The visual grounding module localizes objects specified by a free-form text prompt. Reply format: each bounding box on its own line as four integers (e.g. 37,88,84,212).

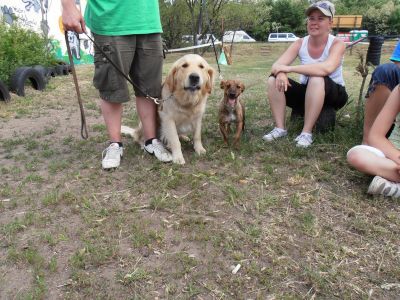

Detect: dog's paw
194,145,206,155
172,155,186,165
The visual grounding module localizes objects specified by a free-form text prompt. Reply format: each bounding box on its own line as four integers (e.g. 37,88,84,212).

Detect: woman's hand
275,72,291,92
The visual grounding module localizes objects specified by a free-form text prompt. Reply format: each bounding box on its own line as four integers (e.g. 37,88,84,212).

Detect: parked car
223,30,256,43
268,33,299,43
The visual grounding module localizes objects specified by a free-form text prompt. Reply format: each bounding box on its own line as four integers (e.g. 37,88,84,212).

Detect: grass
0,42,399,299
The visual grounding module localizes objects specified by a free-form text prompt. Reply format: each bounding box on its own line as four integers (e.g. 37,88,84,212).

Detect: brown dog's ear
220,80,226,89
164,66,177,93
206,67,215,94
241,82,245,93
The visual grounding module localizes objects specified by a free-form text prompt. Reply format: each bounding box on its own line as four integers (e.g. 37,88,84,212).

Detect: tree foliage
159,0,400,46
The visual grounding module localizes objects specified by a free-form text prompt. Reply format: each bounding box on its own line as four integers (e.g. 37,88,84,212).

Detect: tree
269,0,309,36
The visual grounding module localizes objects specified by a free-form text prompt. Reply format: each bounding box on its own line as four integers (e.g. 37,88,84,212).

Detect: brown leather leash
64,31,88,139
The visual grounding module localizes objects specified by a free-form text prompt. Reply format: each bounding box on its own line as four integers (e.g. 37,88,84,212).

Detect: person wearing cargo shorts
61,0,172,169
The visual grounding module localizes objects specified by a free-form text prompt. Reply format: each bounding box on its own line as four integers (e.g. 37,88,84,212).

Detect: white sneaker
144,139,172,162
367,176,400,197
262,127,287,142
295,132,313,148
102,142,123,169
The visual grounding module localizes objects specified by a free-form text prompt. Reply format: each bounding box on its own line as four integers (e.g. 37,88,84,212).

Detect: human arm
272,38,346,77
369,85,400,165
270,39,302,92
61,0,86,33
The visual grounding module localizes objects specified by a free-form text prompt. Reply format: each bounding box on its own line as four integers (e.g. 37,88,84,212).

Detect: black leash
65,31,88,139
83,32,161,105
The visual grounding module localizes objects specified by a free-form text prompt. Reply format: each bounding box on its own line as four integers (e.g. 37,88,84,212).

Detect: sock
145,138,156,146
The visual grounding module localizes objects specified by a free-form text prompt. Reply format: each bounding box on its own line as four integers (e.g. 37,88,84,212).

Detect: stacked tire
10,66,47,97
366,36,384,66
0,80,10,101
2,63,71,100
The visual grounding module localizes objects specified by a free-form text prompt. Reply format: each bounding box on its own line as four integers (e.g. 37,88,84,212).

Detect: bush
0,20,56,85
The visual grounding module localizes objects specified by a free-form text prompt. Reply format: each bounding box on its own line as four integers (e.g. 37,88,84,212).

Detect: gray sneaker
367,176,400,197
144,139,172,162
102,142,123,169
295,133,313,148
262,127,288,142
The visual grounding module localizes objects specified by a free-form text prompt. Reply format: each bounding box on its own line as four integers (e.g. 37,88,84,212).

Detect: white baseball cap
306,1,335,18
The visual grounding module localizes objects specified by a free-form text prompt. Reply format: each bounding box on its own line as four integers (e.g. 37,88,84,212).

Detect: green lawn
0,42,399,299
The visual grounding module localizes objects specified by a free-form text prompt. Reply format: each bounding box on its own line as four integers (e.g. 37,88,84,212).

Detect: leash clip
147,95,161,105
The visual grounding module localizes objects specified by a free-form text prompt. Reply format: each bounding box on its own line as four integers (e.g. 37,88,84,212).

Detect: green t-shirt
84,0,162,35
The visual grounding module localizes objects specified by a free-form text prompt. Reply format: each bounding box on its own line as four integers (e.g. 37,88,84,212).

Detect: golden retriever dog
122,54,214,164
218,79,245,148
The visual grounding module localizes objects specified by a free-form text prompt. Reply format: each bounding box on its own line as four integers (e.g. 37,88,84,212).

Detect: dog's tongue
228,98,236,107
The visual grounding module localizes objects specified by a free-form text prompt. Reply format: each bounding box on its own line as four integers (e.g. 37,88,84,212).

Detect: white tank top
298,34,345,86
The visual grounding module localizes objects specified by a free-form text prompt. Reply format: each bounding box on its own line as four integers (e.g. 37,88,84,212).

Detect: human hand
61,2,86,33
275,72,291,92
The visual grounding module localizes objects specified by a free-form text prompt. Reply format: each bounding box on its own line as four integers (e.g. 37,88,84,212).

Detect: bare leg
363,85,391,145
101,100,123,142
267,76,286,129
136,96,157,140
347,148,400,182
302,77,325,133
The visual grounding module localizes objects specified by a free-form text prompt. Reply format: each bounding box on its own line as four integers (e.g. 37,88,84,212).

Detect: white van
223,30,256,43
268,33,299,42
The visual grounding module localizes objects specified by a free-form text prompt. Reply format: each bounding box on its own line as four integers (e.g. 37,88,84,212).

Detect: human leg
133,34,172,162
302,76,325,134
347,145,400,182
264,77,307,141
266,76,287,129
362,61,400,144
92,34,134,169
101,100,123,142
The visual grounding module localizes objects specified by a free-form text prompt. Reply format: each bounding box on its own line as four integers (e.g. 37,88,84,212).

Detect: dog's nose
228,92,236,99
189,73,200,85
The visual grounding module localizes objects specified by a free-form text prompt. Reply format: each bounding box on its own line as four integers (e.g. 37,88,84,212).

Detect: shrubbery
0,20,56,84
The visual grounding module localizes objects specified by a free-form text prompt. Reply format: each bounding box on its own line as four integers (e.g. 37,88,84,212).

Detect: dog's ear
205,67,215,94
241,82,245,93
220,80,226,89
164,66,177,93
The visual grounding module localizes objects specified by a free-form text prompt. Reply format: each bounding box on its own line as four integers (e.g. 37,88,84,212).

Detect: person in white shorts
347,85,400,197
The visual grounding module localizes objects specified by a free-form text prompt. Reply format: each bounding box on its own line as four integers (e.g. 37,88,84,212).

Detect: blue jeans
366,63,400,98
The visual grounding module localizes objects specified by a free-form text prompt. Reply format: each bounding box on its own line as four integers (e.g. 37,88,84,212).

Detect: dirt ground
0,44,399,299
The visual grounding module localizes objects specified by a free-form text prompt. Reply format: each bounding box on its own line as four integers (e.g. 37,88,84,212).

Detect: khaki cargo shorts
92,33,163,103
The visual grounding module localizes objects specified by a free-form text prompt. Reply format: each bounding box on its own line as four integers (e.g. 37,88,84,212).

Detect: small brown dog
219,79,245,147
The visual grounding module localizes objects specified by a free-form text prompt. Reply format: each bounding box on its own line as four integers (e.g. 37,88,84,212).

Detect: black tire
66,64,72,74
62,65,69,75
33,65,50,83
316,107,336,133
366,36,384,66
55,65,64,76
47,66,56,77
0,80,11,101
10,67,46,97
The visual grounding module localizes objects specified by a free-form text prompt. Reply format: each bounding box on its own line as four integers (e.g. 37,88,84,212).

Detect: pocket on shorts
93,48,120,91
141,34,163,57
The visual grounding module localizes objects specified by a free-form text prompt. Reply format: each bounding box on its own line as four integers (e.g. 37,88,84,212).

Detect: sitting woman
263,0,348,148
347,85,400,197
